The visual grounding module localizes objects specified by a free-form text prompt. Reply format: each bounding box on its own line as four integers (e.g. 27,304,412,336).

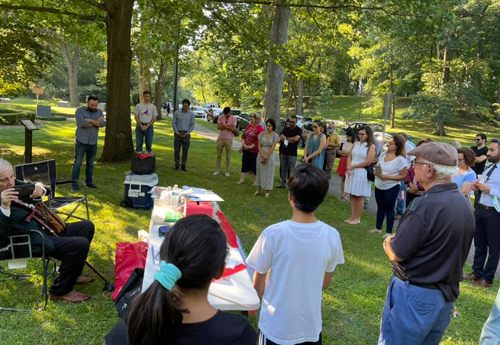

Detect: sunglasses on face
476,139,482,141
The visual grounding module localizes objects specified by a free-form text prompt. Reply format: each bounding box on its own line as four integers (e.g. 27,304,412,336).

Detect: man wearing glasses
278,115,302,188
379,142,474,345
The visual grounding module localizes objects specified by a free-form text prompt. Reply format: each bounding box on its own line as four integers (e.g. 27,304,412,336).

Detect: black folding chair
0,229,56,312
15,160,90,221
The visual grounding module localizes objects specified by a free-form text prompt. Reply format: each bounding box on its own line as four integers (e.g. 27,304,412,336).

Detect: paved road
193,123,499,280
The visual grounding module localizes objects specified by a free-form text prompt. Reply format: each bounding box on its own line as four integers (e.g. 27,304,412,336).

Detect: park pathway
193,122,499,280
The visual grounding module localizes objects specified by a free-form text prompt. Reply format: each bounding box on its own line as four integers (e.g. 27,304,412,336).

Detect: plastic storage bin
122,173,158,210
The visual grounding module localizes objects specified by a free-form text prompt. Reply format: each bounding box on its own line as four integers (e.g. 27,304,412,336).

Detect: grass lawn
0,107,497,344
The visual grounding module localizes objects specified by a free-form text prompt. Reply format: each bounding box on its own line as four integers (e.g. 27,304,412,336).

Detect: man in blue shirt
71,95,106,191
465,139,500,288
172,99,195,171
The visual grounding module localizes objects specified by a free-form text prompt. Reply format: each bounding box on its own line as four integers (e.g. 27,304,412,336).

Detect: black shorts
259,331,322,345
241,151,258,174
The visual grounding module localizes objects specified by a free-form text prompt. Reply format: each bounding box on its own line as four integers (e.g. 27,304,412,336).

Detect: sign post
21,120,39,163
382,93,393,147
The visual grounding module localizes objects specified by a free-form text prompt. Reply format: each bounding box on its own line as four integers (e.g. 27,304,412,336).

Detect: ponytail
126,281,184,345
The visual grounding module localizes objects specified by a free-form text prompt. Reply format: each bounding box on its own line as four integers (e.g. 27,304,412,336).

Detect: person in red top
404,139,433,207
237,113,264,185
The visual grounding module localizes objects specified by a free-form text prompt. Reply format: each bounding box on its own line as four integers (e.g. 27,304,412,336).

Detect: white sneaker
382,233,392,239
225,172,230,177
213,171,220,176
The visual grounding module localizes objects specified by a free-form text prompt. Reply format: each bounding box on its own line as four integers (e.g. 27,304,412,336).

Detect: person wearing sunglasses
302,120,326,170
471,133,489,207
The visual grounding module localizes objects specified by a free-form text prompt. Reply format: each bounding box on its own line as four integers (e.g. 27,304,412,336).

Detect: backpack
114,268,144,318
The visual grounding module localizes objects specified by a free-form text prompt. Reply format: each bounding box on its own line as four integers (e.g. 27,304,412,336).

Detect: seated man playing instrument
0,159,95,303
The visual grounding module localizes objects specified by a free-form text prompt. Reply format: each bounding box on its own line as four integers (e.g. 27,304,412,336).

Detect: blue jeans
480,287,500,344
395,181,406,214
378,276,452,345
135,125,154,152
375,185,400,234
71,141,98,185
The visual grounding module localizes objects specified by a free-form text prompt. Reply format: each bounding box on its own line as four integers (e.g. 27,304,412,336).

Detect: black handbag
365,163,375,182
114,268,144,318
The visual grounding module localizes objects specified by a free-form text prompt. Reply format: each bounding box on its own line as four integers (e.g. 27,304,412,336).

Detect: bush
36,115,66,121
0,113,19,125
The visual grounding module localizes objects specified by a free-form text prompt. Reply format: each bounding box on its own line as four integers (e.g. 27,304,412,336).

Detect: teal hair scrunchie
155,260,182,290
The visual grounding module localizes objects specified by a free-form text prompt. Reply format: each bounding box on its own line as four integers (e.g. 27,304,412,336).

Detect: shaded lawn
0,119,496,344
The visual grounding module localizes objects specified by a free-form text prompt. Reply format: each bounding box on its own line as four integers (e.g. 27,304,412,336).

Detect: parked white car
192,106,206,120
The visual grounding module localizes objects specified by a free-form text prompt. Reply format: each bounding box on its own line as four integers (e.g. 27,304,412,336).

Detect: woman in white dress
344,126,376,224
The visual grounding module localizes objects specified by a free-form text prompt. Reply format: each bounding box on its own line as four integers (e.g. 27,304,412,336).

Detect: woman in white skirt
344,126,376,224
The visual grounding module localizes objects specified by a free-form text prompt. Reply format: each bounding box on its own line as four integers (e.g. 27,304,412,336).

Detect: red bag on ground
112,242,148,300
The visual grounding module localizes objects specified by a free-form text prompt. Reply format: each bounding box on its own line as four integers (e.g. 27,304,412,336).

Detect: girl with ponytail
106,214,257,345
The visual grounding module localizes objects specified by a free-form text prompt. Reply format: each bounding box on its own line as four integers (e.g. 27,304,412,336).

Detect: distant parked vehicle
192,106,206,120
342,121,384,134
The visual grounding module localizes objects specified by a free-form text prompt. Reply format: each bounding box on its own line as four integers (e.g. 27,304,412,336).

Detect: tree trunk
389,63,395,129
139,59,151,102
297,78,304,116
100,0,134,162
435,119,446,136
154,59,168,120
442,46,451,85
261,3,291,126
61,43,80,107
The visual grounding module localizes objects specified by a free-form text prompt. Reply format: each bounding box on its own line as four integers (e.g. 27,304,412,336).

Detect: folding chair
0,229,56,312
15,160,90,222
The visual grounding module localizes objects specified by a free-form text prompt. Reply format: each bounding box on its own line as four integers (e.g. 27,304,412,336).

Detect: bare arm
383,236,403,262
253,271,267,297
303,133,311,158
265,141,278,158
323,272,333,290
475,155,487,163
380,167,408,181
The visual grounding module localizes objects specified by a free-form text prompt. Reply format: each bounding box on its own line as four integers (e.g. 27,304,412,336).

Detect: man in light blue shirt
480,287,500,344
172,99,195,171
465,139,500,288
71,95,106,191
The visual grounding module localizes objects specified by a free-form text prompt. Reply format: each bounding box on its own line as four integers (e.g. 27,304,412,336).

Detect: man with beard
71,95,106,191
465,139,500,288
277,115,302,188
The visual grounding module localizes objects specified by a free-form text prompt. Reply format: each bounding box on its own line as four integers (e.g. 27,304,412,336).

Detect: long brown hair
392,135,406,157
358,125,375,147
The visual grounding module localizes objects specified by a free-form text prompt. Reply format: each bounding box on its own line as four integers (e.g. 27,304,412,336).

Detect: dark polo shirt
390,183,475,302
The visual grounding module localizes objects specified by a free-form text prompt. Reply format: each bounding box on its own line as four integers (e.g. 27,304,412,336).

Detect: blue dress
307,133,325,169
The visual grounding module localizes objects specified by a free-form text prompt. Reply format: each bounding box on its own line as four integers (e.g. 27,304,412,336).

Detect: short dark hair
288,164,329,213
397,132,408,140
457,148,476,167
143,90,151,96
477,133,487,140
266,118,276,131
345,129,356,143
87,95,98,102
290,115,297,120
417,138,433,147
182,99,190,106
491,138,499,146
223,107,231,115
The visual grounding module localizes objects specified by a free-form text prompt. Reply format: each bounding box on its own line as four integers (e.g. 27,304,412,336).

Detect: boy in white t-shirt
247,164,345,345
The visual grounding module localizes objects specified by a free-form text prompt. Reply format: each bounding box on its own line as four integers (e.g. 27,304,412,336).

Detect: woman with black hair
255,119,280,198
336,129,356,201
105,215,257,345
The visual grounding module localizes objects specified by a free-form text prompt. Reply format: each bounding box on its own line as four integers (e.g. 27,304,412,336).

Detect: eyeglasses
412,160,429,167
476,139,482,141
312,125,319,129
358,133,367,136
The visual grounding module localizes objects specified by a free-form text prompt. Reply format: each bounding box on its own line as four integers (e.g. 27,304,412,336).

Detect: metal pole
25,130,33,163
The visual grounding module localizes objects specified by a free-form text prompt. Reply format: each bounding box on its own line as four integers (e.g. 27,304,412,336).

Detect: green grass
0,106,496,344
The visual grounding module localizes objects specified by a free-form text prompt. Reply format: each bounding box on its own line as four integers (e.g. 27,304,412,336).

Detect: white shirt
134,103,158,124
405,141,414,166
479,163,500,207
247,220,344,345
375,154,407,190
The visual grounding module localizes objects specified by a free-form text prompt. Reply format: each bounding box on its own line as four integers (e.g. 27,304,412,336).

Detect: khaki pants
216,139,232,173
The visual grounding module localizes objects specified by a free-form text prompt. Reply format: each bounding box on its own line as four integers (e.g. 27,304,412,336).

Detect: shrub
36,115,66,121
0,113,19,125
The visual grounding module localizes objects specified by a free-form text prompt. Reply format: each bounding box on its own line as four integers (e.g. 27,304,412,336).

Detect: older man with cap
378,142,475,345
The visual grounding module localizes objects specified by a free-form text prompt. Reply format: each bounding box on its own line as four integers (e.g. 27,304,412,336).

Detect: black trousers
472,207,500,284
49,221,95,295
174,133,191,168
375,185,400,234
